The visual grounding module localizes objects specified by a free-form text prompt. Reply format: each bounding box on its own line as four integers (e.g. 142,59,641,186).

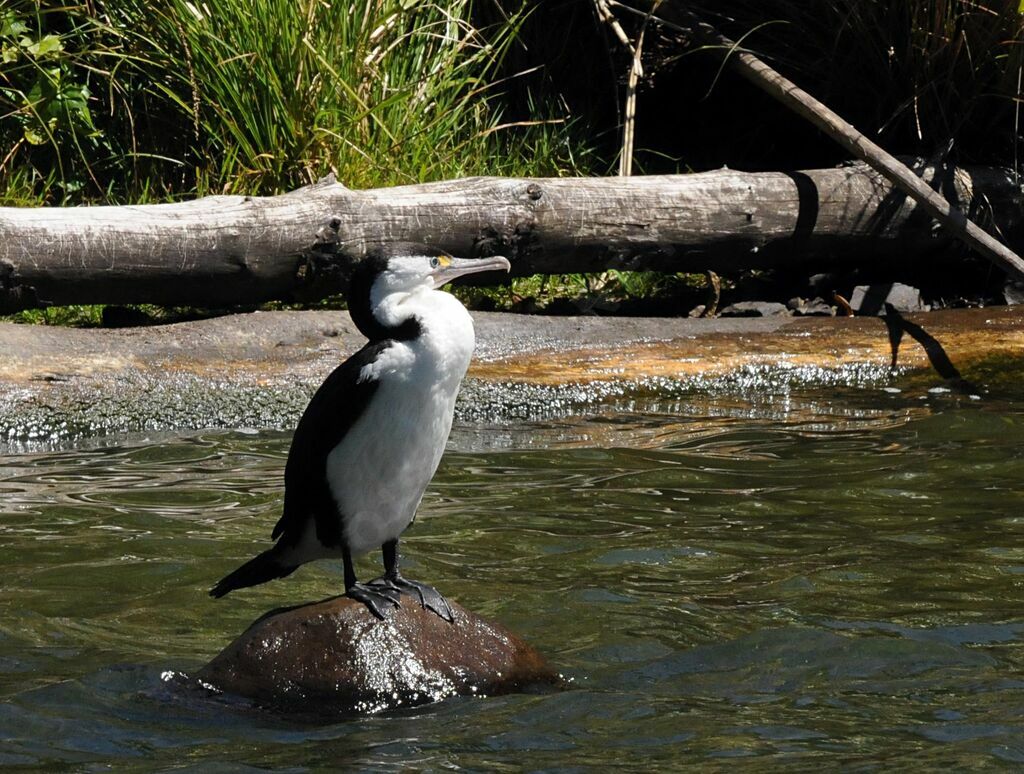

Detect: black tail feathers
209,548,298,598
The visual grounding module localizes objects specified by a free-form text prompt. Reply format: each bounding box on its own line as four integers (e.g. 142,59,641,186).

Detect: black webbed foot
346,580,401,620
372,540,454,622
370,575,454,623
394,576,454,622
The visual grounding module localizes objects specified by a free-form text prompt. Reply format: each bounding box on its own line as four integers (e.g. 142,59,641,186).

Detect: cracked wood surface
2,165,1021,312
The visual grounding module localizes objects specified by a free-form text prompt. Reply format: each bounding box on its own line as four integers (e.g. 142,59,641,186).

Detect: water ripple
1,401,1023,767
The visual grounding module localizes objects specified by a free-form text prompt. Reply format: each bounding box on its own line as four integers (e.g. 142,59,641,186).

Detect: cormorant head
348,243,510,340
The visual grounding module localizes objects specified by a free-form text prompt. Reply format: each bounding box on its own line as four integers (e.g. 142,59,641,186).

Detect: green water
1,386,1023,769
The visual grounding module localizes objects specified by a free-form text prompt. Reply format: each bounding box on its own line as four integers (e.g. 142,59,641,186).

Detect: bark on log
1,163,1021,312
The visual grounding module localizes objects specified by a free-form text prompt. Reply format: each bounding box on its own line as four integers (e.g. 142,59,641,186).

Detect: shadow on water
1,373,1023,768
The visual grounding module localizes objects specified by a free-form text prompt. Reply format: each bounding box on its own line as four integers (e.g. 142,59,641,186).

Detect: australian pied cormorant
210,243,511,620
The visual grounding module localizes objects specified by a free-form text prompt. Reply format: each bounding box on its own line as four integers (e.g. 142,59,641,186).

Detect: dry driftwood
1,163,1021,312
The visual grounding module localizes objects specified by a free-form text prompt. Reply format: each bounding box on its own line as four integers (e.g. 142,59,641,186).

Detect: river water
1,378,1022,769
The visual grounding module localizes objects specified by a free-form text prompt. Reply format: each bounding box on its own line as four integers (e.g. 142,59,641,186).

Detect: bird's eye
430,257,440,268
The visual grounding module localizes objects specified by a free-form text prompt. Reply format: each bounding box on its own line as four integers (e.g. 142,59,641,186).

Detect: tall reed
0,0,591,205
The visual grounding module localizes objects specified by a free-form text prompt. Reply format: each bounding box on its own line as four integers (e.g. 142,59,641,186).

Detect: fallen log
1,163,1021,312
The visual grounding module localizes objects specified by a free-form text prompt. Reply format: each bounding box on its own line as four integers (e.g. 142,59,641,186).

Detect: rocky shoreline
1,307,1021,450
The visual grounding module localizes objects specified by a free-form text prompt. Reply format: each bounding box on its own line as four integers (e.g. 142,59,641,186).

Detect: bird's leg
368,539,453,622
343,545,400,620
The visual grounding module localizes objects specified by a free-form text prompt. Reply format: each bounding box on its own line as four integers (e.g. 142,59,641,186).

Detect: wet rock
719,301,791,318
849,282,927,315
196,595,559,714
1004,280,1024,306
787,296,835,316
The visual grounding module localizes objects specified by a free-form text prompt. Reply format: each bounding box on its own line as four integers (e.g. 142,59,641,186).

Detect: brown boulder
197,595,559,714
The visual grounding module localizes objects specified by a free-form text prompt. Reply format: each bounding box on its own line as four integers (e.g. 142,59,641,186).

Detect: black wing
270,340,392,548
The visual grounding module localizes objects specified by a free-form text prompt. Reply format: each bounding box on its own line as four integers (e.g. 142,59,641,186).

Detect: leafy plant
1,0,594,205
1,5,105,199
3,304,103,326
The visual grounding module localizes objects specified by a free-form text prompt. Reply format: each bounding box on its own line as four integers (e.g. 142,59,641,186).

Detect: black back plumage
271,340,388,548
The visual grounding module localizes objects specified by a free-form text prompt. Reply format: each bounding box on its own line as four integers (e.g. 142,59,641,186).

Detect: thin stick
595,0,662,177
593,0,632,48
594,0,641,176
620,25,645,176
1014,64,1021,186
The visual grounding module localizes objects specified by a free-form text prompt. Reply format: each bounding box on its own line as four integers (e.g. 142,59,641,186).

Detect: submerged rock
197,595,559,714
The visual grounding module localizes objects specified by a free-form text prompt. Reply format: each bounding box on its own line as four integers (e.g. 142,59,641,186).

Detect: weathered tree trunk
1,163,1021,312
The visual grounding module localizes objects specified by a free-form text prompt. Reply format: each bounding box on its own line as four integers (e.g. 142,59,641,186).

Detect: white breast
325,290,475,555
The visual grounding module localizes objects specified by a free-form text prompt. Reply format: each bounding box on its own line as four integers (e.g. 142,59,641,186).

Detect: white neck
374,286,476,377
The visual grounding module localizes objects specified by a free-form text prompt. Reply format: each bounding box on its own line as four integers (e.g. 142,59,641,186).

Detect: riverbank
1,307,1021,449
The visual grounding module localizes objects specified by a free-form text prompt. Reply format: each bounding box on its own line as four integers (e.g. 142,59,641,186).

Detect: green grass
4,1,1020,198
450,270,711,315
3,305,105,327
1,0,595,206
